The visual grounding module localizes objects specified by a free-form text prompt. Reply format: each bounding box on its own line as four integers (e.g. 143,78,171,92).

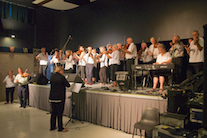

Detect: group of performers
35,30,203,91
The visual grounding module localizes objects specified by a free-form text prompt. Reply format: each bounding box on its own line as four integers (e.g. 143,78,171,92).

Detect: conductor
49,66,70,132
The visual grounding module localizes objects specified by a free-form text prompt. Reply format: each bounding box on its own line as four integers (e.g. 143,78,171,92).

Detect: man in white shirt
138,42,152,64
14,68,30,108
186,30,204,78
98,46,108,85
83,47,94,85
117,43,125,71
36,47,48,76
105,44,120,87
168,35,184,83
122,37,137,89
148,37,159,63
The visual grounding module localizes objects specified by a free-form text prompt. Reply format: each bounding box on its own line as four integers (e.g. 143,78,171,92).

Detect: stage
28,83,168,135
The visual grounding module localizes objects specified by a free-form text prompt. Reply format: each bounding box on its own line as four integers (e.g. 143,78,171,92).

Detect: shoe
10,102,13,104
19,106,23,108
158,89,163,93
58,129,68,132
149,88,156,92
4,102,9,104
23,106,26,108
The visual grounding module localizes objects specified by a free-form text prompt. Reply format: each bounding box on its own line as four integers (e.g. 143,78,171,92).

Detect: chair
132,108,159,138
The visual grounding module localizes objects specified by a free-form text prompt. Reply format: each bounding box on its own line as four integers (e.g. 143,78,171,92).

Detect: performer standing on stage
14,68,30,108
36,47,48,76
105,44,120,87
185,30,204,78
138,42,152,64
98,46,108,85
92,49,98,83
3,70,16,104
83,47,94,85
122,37,137,89
106,44,112,83
63,50,73,73
148,37,159,63
75,46,86,82
117,43,125,71
168,35,184,83
49,66,70,132
50,50,61,70
151,44,172,93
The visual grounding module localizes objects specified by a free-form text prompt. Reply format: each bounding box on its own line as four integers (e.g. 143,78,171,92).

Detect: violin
122,44,130,50
96,53,103,60
64,54,70,60
138,47,146,57
75,50,82,55
105,50,113,54
154,37,160,48
21,69,30,77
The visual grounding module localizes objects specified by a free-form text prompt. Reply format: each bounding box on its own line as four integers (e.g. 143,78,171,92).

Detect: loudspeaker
64,73,83,83
167,88,189,113
115,71,129,91
30,73,48,85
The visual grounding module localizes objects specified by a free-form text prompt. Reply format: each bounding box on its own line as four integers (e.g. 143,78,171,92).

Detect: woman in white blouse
63,50,73,73
2,70,16,104
151,43,172,93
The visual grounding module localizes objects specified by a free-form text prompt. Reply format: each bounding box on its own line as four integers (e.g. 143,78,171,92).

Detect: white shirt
125,42,137,59
156,52,172,64
14,74,29,86
99,54,108,68
37,52,48,65
78,51,86,66
169,42,184,58
64,55,73,70
50,55,59,64
149,44,159,59
189,37,204,63
109,50,120,65
140,47,152,63
4,75,16,88
84,53,94,64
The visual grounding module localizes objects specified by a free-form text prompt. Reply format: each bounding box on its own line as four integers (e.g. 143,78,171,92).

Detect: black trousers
6,87,15,103
111,64,118,81
126,59,135,89
50,101,65,131
92,67,99,82
118,60,125,71
187,62,203,78
106,65,111,83
172,57,184,83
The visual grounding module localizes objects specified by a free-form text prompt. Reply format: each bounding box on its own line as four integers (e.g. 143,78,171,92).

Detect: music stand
65,83,83,126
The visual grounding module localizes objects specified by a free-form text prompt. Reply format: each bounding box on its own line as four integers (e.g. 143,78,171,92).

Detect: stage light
11,34,15,38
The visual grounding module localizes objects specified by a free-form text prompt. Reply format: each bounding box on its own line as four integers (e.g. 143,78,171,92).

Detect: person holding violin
148,37,159,63
98,46,108,85
50,50,61,71
186,30,204,78
106,44,112,83
3,70,16,104
168,35,184,83
14,68,30,108
74,45,86,82
122,37,137,89
92,49,98,83
104,44,120,87
83,46,94,85
36,47,48,76
138,42,152,64
63,50,73,73
117,43,125,71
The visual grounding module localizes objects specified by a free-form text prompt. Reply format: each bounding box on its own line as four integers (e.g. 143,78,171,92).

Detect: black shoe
23,106,26,108
19,106,23,108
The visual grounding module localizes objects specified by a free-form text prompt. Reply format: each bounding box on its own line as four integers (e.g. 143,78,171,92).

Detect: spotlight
11,34,15,38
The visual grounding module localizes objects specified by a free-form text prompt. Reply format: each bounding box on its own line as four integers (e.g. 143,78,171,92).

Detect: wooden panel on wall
0,52,34,102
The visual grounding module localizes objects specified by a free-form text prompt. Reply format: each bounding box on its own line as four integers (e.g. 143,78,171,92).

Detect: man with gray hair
36,47,48,76
169,35,184,83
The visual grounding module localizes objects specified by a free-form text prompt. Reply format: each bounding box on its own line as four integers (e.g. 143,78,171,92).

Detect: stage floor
84,82,169,96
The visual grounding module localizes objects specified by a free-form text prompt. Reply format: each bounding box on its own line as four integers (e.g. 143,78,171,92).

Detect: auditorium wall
0,52,34,102
39,0,207,50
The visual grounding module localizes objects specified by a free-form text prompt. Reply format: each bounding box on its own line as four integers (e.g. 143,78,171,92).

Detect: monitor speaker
64,73,83,83
115,71,129,91
30,73,48,85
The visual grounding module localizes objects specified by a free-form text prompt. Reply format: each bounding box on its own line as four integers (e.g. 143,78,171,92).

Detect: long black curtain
0,1,35,24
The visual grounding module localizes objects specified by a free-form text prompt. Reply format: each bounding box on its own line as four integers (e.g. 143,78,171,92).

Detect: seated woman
151,43,172,93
